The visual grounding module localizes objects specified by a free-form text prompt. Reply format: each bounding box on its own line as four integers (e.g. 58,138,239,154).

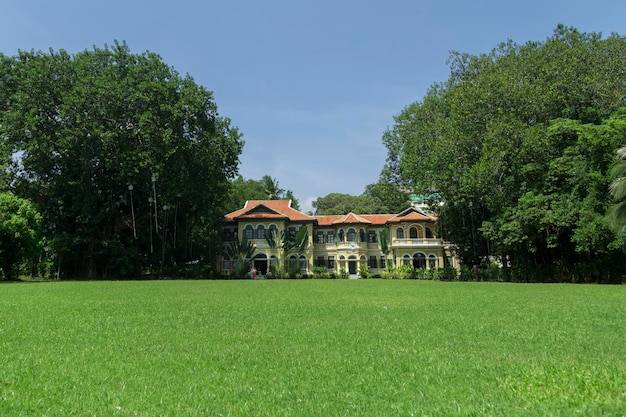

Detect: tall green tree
224,175,300,213
609,145,626,234
261,175,285,200
0,192,42,280
225,176,268,213
0,42,243,279
312,192,389,215
382,26,626,281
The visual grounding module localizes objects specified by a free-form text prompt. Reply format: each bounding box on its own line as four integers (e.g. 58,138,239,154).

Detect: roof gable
388,207,436,223
331,212,372,225
225,200,315,222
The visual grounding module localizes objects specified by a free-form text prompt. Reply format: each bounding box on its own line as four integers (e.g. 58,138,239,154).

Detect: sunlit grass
1,280,625,416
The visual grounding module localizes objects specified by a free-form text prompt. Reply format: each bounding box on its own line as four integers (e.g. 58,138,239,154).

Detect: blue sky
2,1,625,213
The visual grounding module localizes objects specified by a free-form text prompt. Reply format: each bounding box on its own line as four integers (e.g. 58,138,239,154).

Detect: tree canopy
0,42,243,278
382,25,626,282
225,175,300,213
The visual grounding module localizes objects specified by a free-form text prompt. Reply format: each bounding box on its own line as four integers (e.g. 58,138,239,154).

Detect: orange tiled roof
387,207,437,223
225,201,437,225
225,200,315,222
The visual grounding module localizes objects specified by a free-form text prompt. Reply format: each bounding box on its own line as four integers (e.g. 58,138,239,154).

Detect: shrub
359,264,372,279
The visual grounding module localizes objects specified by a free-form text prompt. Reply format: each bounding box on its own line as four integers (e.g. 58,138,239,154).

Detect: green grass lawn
1,280,625,416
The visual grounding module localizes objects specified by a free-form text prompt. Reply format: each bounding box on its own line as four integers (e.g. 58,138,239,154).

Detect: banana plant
223,234,257,277
377,229,393,271
265,226,309,274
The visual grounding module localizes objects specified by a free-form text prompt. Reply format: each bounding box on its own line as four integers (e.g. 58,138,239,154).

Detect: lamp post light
148,197,154,253
128,184,137,239
151,175,158,229
161,204,170,272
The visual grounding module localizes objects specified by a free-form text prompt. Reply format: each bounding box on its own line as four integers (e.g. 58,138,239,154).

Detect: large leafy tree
609,145,626,235
382,26,626,281
0,192,42,280
312,192,389,215
0,42,243,278
225,175,300,213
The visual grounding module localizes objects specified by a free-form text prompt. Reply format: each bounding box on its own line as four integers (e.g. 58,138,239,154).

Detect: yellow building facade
221,200,456,277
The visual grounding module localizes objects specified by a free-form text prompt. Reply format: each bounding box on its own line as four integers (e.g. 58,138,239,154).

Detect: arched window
402,254,411,265
268,224,278,238
244,225,254,240
359,228,366,242
347,228,356,242
428,254,437,269
425,227,434,238
338,229,345,242
299,255,307,273
396,227,405,239
256,224,266,239
409,227,418,239
288,255,297,273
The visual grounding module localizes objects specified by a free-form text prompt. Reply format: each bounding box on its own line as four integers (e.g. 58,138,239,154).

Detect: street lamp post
148,197,154,253
161,204,170,273
128,184,137,239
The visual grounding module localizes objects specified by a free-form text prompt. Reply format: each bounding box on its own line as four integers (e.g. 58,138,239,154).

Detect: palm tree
261,175,284,200
609,145,626,232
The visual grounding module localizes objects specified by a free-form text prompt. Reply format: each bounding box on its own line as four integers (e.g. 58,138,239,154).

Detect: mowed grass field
1,280,625,416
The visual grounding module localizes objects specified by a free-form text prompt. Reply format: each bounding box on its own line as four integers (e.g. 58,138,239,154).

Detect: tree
364,175,410,214
224,175,300,213
0,193,42,280
225,176,268,213
376,229,392,270
382,26,626,281
0,42,243,279
284,190,300,211
609,145,626,234
312,193,389,215
261,175,285,200
222,234,257,278
265,226,308,275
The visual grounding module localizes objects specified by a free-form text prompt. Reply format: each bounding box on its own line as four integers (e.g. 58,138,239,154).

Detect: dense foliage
0,192,42,279
382,26,626,282
312,188,409,215
0,42,243,278
225,175,300,213
609,145,626,234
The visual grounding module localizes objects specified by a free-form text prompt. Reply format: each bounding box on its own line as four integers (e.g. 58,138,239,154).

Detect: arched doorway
252,253,268,275
412,253,426,269
348,255,358,275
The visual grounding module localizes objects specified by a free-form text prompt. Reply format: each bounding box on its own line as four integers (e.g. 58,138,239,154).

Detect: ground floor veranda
222,241,457,278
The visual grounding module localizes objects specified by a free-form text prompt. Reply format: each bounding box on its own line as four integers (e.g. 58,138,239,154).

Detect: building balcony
391,238,444,247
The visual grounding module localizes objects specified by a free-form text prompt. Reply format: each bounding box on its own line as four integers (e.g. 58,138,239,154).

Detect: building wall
220,218,453,277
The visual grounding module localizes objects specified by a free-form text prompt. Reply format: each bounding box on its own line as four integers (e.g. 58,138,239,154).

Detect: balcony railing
391,238,443,246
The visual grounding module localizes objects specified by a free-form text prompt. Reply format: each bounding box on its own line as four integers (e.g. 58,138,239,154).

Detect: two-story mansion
220,200,455,276
220,200,456,277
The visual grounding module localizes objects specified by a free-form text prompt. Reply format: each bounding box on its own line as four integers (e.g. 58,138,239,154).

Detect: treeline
0,42,243,279
382,25,626,283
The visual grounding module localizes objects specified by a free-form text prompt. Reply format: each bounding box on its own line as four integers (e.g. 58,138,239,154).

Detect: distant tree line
381,25,626,282
0,42,243,279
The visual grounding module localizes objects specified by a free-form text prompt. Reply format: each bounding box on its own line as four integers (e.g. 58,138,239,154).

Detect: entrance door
348,259,357,275
254,259,268,275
